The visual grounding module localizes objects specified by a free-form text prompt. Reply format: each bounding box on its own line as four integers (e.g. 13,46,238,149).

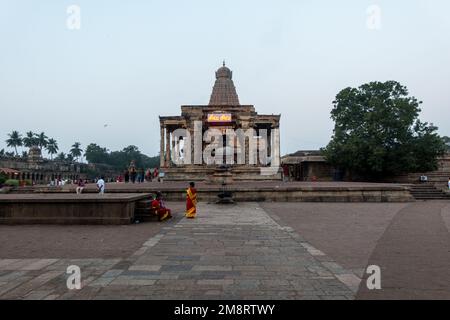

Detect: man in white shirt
97,176,105,194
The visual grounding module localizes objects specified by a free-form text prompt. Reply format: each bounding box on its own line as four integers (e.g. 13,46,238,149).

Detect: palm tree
70,142,83,162
66,154,74,162
55,152,66,161
23,131,37,148
6,130,23,156
36,132,48,151
46,138,59,160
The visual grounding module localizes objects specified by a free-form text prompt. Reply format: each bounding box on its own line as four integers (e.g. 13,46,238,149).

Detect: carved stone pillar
160,123,165,168
165,127,171,167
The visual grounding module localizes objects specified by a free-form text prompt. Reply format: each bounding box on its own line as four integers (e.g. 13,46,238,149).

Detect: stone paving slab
0,202,359,300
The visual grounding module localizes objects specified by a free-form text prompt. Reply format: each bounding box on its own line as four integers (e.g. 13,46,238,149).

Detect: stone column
173,132,179,164
165,127,171,167
272,126,280,167
268,127,272,166
160,123,165,168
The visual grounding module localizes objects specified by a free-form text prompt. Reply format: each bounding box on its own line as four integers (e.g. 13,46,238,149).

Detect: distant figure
138,168,144,183
145,169,151,182
130,168,136,183
153,167,159,180
185,182,197,219
124,170,129,183
448,177,450,190
282,164,289,182
151,192,172,221
76,179,85,194
97,176,105,194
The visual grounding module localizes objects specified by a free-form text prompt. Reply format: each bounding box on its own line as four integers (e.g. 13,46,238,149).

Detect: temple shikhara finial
209,62,240,106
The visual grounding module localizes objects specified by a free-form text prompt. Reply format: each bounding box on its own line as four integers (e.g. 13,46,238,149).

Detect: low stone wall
41,185,411,202
0,193,150,225
155,186,413,202
10,182,414,203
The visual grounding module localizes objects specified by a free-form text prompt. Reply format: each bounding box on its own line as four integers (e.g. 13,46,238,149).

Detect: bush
0,173,7,185
4,179,19,187
20,179,33,186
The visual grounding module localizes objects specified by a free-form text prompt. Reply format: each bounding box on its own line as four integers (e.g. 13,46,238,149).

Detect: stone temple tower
209,62,240,106
159,62,281,181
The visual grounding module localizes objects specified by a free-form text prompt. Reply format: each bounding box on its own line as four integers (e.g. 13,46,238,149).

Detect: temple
159,63,281,181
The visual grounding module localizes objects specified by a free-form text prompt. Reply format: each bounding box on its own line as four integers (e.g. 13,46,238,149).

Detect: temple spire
209,62,240,106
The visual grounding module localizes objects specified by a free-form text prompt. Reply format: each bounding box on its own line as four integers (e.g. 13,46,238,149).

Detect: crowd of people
116,161,164,183
116,166,164,184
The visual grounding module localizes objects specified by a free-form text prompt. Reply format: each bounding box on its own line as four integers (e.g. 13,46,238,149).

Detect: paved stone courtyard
1,201,449,300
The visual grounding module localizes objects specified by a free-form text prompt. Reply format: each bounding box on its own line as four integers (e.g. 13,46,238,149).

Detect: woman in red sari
151,192,172,221
185,182,197,219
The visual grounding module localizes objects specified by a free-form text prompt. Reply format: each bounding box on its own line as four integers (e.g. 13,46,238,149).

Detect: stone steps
410,184,450,200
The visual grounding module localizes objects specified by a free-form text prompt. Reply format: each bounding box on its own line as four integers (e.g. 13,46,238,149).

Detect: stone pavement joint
0,202,360,299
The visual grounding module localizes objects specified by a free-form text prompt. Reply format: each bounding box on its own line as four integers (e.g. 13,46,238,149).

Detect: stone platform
28,181,414,202
0,194,151,225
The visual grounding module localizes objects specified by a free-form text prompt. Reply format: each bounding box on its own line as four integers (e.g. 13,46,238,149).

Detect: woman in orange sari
185,182,197,219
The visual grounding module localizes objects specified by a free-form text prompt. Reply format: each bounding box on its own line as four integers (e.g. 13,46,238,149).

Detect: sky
1,0,449,157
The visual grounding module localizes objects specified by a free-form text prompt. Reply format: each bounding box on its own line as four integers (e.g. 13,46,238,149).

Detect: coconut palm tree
46,138,59,160
6,130,22,156
55,152,66,161
66,154,74,162
70,142,83,162
36,132,48,151
23,131,38,148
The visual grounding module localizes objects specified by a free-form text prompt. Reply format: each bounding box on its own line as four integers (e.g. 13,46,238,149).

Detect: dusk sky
1,0,449,157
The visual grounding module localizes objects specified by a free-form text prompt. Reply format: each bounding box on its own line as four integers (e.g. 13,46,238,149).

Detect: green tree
443,136,450,152
6,130,22,156
84,143,159,171
36,132,48,151
70,142,83,162
55,152,66,161
322,81,446,180
66,153,74,162
84,143,109,164
46,138,59,160
23,131,38,148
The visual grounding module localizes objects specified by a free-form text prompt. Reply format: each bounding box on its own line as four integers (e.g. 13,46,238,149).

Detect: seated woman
151,192,172,221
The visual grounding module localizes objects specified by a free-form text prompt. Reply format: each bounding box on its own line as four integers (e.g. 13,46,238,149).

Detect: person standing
130,167,137,183
138,168,144,183
124,170,129,183
282,164,289,182
145,169,152,182
185,182,197,219
97,176,105,194
448,177,450,190
153,167,159,180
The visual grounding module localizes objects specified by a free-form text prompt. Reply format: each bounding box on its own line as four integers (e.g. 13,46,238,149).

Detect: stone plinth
207,166,234,185
0,193,151,225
